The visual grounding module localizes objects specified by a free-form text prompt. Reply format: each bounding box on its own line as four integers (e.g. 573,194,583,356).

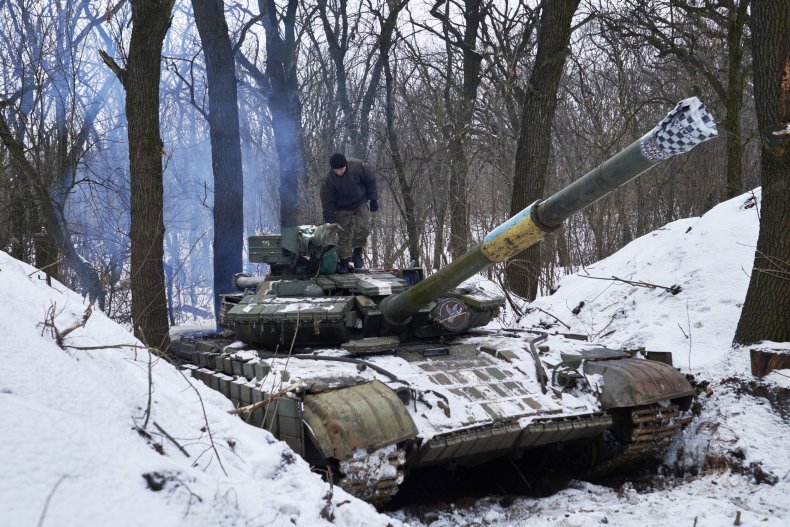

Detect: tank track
337,444,406,505
590,403,691,476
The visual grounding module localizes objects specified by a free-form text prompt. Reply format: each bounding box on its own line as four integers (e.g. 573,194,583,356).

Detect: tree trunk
433,0,486,260
733,1,790,346
192,0,244,320
7,152,33,262
556,225,571,269
110,0,175,351
385,60,421,264
750,348,790,377
431,178,447,271
723,0,749,199
506,0,580,300
447,136,471,259
262,0,307,229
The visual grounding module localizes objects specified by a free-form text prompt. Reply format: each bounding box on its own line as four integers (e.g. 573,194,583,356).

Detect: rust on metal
583,358,694,409
302,380,417,460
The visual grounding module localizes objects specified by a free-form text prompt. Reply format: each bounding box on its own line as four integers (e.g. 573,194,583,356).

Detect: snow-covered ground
392,190,790,526
0,255,397,526
1,189,788,527
515,189,768,371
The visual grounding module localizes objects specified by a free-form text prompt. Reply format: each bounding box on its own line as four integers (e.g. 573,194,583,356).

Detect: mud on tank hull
173,329,694,505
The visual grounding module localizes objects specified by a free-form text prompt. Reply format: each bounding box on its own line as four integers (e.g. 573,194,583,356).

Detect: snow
517,189,763,371
391,475,788,527
358,278,394,294
1,189,789,526
249,339,600,444
241,297,348,313
0,254,396,526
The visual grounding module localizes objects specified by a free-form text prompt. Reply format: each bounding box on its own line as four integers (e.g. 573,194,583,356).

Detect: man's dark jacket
320,158,378,222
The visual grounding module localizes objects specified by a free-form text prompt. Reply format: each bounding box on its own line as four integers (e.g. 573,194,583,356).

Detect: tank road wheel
336,444,407,506
558,437,601,474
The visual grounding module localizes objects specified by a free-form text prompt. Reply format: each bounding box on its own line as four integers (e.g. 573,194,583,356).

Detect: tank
173,97,717,505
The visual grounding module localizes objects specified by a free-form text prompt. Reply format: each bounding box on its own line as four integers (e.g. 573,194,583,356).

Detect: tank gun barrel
379,97,718,325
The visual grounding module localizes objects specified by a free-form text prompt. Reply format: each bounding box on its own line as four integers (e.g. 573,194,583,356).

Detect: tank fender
302,380,418,460
584,358,694,409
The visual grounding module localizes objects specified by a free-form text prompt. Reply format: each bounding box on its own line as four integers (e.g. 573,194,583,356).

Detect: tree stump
750,348,790,377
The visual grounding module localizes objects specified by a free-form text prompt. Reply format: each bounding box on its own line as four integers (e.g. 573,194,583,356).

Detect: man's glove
369,199,379,212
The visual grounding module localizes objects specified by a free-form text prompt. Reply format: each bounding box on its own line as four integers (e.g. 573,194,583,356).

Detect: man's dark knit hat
330,153,347,169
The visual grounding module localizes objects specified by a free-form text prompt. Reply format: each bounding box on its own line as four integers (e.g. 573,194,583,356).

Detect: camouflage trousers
335,202,371,259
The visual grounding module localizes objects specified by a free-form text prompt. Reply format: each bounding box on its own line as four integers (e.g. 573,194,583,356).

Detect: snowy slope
518,189,764,370
0,253,396,527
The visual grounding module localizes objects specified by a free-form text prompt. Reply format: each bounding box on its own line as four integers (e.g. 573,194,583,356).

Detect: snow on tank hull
173,325,694,505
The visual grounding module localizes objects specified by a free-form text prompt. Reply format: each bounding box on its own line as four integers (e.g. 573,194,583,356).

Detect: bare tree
0,0,118,307
192,0,244,318
506,0,580,300
608,0,751,202
315,0,357,152
101,0,175,350
378,2,417,262
734,0,790,346
426,0,489,259
313,0,408,158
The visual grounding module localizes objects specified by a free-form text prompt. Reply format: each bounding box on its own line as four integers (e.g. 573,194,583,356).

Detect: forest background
0,0,787,352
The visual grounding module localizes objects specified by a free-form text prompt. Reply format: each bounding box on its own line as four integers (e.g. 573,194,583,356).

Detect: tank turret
221,97,717,348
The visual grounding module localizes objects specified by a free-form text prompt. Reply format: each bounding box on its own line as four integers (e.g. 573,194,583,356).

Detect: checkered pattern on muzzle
640,97,718,161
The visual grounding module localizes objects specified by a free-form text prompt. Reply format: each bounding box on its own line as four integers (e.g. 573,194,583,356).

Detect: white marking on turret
359,279,393,295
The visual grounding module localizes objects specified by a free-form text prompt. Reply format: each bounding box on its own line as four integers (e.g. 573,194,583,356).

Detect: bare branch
37,475,70,527
62,343,140,350
153,421,191,458
172,365,228,476
530,306,571,330
579,274,682,295
99,49,125,84
41,303,95,349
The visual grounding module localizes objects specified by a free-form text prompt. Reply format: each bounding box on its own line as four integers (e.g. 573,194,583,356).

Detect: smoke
4,0,322,324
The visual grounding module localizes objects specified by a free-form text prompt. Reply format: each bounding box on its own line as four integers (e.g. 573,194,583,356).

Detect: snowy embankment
392,189,790,526
0,254,396,526
519,189,767,370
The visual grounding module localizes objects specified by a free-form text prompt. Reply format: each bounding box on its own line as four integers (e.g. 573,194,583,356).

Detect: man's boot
352,248,364,270
336,258,350,274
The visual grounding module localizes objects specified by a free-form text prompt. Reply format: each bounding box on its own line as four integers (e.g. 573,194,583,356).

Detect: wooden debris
750,348,790,377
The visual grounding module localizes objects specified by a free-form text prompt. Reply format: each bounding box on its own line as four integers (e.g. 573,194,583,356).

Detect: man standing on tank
320,153,379,273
